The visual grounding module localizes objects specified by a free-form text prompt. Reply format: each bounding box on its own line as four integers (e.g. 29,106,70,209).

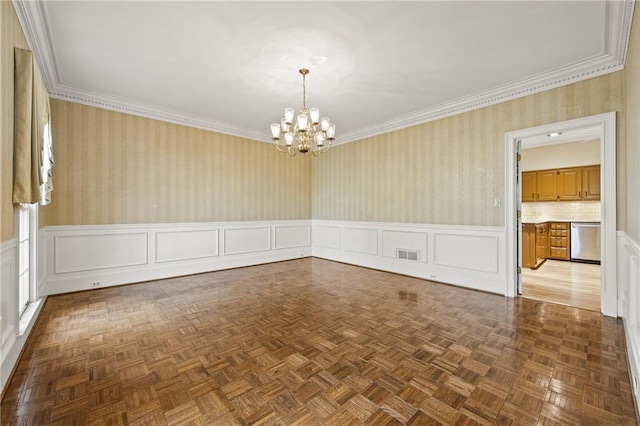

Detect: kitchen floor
522,259,601,311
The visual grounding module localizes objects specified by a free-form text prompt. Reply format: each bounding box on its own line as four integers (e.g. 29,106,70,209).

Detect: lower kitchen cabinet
549,222,570,260
535,223,549,266
522,224,535,268
522,223,548,269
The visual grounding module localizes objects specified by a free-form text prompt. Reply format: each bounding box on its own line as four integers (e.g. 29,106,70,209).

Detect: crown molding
13,0,636,146
12,0,57,91
608,0,635,63
48,85,269,142
336,53,623,144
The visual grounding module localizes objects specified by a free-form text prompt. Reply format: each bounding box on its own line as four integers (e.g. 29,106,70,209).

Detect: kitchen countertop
522,219,601,224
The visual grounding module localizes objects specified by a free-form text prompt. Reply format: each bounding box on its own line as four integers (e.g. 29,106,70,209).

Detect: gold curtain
13,47,51,205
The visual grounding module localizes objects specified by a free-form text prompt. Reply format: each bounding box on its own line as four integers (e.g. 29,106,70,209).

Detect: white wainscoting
618,231,640,404
1,237,46,394
55,231,148,274
381,230,427,261
434,233,499,274
343,227,379,256
312,220,506,295
275,225,311,250
224,227,271,255
1,238,18,390
44,220,311,295
155,228,219,263
313,225,340,249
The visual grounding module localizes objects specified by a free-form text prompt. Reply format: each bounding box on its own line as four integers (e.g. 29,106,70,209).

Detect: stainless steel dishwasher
570,222,601,264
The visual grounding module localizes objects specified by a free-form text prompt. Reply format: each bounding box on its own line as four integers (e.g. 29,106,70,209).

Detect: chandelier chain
301,68,308,113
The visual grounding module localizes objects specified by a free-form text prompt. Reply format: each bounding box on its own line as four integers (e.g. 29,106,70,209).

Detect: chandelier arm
275,138,293,152
319,140,332,153
275,143,289,153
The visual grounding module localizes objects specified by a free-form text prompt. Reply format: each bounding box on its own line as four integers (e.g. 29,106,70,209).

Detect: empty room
1,1,640,424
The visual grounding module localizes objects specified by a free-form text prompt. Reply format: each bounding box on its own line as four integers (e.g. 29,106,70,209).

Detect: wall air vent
397,249,419,261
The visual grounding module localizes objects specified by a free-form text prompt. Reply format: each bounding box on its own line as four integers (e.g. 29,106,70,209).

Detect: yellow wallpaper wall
39,100,311,226
624,3,640,244
312,72,624,227
0,2,31,242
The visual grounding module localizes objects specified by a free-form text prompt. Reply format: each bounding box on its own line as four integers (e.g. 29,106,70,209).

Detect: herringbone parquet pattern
1,258,637,425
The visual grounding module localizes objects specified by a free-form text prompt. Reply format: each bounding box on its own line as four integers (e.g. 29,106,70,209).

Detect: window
40,122,53,205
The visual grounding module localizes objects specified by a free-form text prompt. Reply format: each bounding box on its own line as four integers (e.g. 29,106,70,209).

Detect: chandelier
270,68,335,156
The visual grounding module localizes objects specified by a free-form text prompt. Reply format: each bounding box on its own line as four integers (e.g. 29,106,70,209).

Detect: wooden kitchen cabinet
522,224,536,268
549,222,570,260
557,168,582,201
535,223,549,265
536,170,558,201
521,172,536,202
522,223,547,269
522,164,600,202
583,165,601,200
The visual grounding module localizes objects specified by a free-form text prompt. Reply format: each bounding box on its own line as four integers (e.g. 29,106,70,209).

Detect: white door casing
504,112,617,316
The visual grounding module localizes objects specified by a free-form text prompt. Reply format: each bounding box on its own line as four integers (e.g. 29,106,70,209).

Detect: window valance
13,47,53,205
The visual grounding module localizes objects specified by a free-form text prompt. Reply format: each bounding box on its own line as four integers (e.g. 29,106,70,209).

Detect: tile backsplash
522,201,601,222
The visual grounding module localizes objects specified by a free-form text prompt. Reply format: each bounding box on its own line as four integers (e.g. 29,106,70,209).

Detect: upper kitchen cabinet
536,170,558,201
522,165,600,202
557,167,582,201
522,172,536,202
582,165,601,200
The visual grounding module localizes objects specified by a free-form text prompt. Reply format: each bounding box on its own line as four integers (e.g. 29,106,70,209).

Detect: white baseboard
618,231,640,409
311,220,506,295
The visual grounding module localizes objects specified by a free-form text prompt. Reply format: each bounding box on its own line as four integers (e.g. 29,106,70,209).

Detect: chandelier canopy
270,68,335,156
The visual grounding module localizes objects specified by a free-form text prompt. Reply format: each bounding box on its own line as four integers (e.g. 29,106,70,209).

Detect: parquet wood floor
1,258,637,425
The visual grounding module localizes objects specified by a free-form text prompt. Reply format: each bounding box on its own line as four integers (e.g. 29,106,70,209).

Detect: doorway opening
518,135,601,311
504,112,617,317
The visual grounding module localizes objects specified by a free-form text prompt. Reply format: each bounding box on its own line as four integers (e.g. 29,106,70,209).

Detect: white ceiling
522,126,602,149
14,1,635,144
